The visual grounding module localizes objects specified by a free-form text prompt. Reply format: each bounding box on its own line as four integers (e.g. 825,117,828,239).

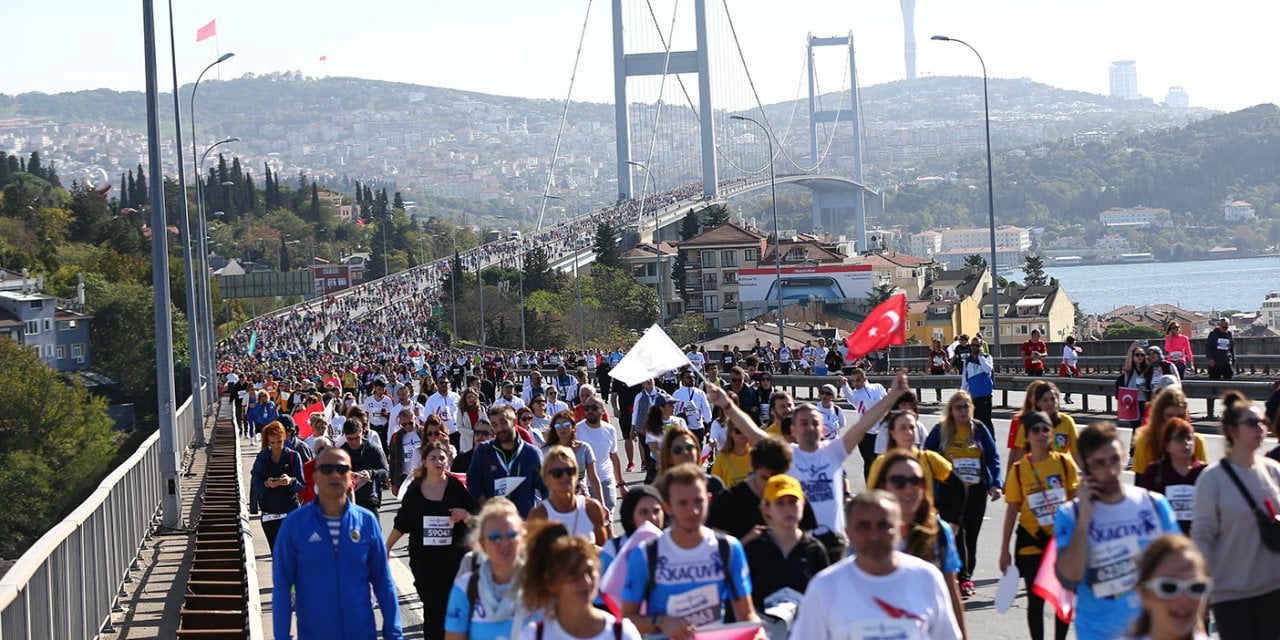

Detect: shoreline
1042,252,1279,269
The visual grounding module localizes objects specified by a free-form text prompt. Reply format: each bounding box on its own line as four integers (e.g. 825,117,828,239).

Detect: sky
2,0,1276,113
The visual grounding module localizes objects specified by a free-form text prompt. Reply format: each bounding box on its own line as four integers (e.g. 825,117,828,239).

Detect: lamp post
544,194,586,349
626,160,665,326
730,115,783,348
189,51,233,409
497,215,527,351
931,35,1001,362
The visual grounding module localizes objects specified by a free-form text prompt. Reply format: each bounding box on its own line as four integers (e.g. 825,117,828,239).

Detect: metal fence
0,391,201,640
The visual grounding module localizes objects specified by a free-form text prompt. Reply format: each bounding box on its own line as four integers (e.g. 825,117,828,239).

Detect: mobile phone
1139,340,1149,347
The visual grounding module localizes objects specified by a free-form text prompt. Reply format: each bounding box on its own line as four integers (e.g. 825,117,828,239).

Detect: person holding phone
1055,422,1180,640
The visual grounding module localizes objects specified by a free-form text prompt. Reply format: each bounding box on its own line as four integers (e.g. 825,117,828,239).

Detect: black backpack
641,532,739,616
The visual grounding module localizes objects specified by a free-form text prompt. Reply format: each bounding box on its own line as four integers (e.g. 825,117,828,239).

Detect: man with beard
1054,422,1179,640
790,491,960,639
465,405,546,517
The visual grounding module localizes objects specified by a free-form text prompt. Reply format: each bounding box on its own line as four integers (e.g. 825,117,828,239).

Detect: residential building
1263,292,1280,332
0,290,93,372
305,259,357,295
932,247,1027,272
1164,86,1189,109
1100,304,1212,338
978,280,1076,342
1110,61,1139,100
858,252,936,299
939,225,1030,252
910,230,942,257
1223,200,1255,222
1099,206,1171,228
620,242,681,320
906,295,980,344
676,223,767,331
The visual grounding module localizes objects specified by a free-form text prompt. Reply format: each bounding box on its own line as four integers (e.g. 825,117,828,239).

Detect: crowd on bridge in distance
219,312,1280,640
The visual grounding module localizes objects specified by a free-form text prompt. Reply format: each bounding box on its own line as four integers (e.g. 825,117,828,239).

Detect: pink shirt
1163,334,1194,366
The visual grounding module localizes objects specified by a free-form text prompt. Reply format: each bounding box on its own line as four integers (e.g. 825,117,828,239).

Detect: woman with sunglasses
926,390,1002,598
872,450,968,640
515,407,544,448
1122,534,1212,640
1191,391,1280,639
1138,418,1204,535
657,426,725,497
867,409,955,512
519,521,642,640
543,410,605,503
1118,342,1154,431
528,446,608,545
445,498,531,640
709,422,752,489
456,387,487,454
1132,386,1208,478
642,397,686,484
388,441,478,640
998,410,1078,640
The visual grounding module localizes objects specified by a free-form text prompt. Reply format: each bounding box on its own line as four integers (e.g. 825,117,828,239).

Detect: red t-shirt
1021,340,1047,372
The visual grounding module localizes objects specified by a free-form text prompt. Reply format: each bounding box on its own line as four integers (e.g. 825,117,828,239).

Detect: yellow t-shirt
867,448,954,489
709,450,752,488
1004,452,1079,554
1131,430,1208,475
765,420,784,438
1013,413,1079,457
944,423,984,486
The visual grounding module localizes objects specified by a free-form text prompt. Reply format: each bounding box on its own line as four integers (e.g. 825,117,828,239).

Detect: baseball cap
652,395,670,408
820,384,837,396
1153,375,1181,395
502,380,515,388
763,474,805,503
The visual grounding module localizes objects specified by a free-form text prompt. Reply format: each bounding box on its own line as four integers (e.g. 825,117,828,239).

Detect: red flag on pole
319,55,328,61
1032,537,1075,622
844,293,908,362
196,19,217,42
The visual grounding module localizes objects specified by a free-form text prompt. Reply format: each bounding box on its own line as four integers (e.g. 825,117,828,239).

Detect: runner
1022,329,1048,377
518,521,642,640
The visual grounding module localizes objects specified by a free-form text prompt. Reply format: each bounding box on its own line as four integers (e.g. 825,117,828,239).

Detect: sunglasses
584,405,601,410
1145,577,1212,599
474,430,493,437
427,431,446,437
317,463,351,475
554,421,574,429
518,416,533,422
670,444,696,455
547,466,577,479
1029,425,1053,434
887,475,924,489
485,529,521,543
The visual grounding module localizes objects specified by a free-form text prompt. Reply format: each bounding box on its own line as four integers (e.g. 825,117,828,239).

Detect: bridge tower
612,0,718,201
807,33,867,253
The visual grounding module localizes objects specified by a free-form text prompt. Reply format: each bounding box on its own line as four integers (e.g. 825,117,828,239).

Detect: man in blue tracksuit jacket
466,405,546,517
273,447,402,640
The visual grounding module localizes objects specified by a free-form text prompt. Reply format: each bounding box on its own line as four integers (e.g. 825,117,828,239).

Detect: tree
1102,321,1164,340
593,221,621,268
699,202,732,228
963,254,988,272
672,211,700,300
522,246,559,293
0,337,115,558
87,279,189,405
867,283,898,307
1023,254,1048,287
667,314,709,347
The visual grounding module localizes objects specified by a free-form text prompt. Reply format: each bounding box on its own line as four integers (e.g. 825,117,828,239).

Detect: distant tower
1164,86,1189,108
900,0,917,80
1109,61,1139,100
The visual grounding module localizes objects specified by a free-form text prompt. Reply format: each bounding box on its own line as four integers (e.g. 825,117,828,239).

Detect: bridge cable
535,0,595,232
635,0,682,220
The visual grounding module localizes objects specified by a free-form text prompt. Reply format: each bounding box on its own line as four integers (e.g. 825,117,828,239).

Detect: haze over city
3,0,1278,112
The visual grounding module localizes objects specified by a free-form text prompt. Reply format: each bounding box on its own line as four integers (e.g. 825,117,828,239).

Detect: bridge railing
0,391,202,640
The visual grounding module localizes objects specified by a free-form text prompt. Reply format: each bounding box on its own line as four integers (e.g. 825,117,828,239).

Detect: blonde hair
468,498,522,549
540,445,577,483
939,390,974,452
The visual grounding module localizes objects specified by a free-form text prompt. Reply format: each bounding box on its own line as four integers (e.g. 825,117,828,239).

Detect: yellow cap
762,474,804,503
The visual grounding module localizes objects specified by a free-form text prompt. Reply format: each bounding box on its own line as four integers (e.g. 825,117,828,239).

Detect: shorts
1058,363,1079,378
1208,365,1233,381
619,413,634,439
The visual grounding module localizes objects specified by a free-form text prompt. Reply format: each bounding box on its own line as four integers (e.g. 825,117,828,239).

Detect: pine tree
593,221,621,268
522,246,558,293
0,151,11,187
699,203,731,228
963,254,987,272
134,163,147,205
119,172,130,209
126,171,136,208
26,152,42,179
1023,254,1048,287
393,191,405,211
310,182,321,224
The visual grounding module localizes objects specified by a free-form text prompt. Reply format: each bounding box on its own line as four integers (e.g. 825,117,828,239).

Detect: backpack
642,532,738,615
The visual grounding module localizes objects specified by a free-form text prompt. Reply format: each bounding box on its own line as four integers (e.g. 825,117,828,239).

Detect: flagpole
215,34,222,80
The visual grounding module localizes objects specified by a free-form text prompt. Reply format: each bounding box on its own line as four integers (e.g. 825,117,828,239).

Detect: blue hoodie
272,500,402,640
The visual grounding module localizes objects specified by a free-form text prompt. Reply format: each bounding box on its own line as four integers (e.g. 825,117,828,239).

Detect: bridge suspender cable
536,0,595,232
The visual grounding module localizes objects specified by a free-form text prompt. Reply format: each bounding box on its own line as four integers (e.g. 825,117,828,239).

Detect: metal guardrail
0,392,201,640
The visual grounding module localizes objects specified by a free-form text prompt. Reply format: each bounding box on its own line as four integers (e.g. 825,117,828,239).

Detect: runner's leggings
1015,551,1070,640
953,481,987,580
1213,587,1280,640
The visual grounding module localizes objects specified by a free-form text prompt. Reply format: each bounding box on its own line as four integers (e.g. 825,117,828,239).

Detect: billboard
737,263,873,307
217,270,318,299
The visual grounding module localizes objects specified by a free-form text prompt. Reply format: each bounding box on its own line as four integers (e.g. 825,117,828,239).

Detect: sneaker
1063,396,1074,404
626,462,635,473
960,580,976,597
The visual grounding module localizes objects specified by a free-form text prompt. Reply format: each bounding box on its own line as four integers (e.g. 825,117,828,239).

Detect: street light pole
730,115,783,348
931,35,1002,362
544,195,586,349
497,216,527,351
189,50,234,411
626,160,664,326
166,0,203,438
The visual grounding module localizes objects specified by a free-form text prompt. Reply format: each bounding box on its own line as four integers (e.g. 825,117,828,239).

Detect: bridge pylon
807,33,867,252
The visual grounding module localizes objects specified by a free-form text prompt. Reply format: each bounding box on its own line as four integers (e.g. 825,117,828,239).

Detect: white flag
609,324,692,387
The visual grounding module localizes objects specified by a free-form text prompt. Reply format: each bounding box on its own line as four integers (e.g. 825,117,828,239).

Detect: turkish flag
291,401,325,439
844,294,907,362
1117,387,1140,422
196,19,217,42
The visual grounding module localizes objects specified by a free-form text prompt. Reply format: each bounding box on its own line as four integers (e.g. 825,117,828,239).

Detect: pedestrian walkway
109,404,221,638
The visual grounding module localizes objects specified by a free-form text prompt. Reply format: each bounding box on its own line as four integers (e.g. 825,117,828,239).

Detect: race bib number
932,355,945,367
1170,351,1184,362
847,618,918,640
422,515,453,546
1164,484,1196,522
1216,338,1230,351
238,390,248,400
953,457,982,485
1088,537,1141,598
493,476,525,498
667,584,720,627
1026,486,1068,527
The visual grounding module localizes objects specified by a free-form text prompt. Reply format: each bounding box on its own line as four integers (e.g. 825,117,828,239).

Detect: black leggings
262,516,284,552
414,564,462,640
1015,551,1070,640
1212,587,1280,640
858,433,878,481
952,482,987,581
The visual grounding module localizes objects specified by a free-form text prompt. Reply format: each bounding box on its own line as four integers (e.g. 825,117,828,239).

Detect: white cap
225,373,239,384
1153,375,1181,395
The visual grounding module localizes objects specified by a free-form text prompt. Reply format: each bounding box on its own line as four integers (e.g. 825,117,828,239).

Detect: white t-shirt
575,420,619,485
790,553,961,640
817,403,844,441
519,615,642,640
842,383,888,434
423,392,461,432
362,394,396,426
397,428,422,474
790,441,851,534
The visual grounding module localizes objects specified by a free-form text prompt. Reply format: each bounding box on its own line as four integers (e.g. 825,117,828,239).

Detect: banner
609,325,692,387
737,263,873,304
196,19,217,42
247,331,258,356
1117,387,1140,422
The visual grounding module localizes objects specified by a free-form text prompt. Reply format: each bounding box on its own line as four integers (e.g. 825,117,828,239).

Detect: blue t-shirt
444,567,532,640
621,528,752,626
1053,486,1178,640
938,519,962,575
